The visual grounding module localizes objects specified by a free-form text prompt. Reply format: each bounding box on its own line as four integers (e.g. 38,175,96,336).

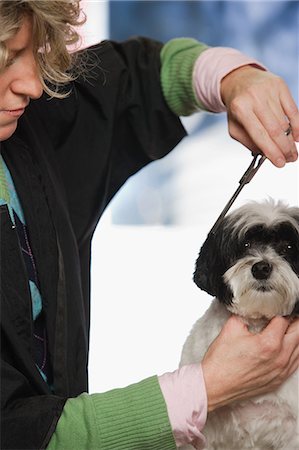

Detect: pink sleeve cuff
193,47,267,113
158,364,207,449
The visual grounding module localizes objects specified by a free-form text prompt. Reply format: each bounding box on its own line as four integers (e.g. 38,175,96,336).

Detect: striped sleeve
160,38,209,116
47,376,176,450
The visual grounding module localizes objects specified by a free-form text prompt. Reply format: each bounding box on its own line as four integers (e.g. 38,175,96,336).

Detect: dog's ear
193,218,234,304
193,220,229,297
193,232,218,296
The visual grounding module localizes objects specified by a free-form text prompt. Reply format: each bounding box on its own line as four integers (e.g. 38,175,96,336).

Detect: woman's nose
22,73,43,99
11,58,43,100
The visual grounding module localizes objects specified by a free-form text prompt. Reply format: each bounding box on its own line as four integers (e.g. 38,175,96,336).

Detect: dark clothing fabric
12,209,52,382
0,38,186,449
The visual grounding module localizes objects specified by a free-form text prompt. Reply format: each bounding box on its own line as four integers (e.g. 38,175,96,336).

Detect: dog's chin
255,285,272,292
227,287,295,320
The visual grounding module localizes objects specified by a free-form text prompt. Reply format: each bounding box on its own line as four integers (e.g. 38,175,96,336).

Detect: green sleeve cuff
47,376,176,450
160,38,209,116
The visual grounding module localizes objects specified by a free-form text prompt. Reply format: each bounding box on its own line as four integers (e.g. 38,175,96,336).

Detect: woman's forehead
5,15,33,52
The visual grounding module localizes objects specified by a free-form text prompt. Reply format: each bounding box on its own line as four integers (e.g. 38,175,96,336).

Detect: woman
1,1,298,449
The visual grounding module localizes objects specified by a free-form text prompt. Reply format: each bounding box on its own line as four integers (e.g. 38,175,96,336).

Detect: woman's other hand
202,315,299,411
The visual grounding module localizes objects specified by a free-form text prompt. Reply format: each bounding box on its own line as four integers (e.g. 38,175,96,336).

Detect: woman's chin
0,120,18,142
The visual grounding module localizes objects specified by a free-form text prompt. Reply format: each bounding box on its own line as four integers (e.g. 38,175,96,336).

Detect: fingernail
276,158,286,167
285,152,297,163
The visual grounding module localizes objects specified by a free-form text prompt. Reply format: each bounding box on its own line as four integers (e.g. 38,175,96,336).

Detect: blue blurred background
110,0,298,99
107,0,298,225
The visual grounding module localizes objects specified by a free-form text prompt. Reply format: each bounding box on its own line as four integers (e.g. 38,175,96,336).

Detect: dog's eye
284,243,292,251
244,241,251,248
280,243,293,255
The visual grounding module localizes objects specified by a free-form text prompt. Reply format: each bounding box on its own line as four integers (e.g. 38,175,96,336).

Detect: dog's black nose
251,261,272,280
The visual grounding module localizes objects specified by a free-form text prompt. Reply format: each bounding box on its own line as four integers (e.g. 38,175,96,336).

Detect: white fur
180,201,299,450
181,301,299,450
227,199,299,240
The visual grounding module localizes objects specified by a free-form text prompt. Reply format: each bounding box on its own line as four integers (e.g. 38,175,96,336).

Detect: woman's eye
5,57,16,68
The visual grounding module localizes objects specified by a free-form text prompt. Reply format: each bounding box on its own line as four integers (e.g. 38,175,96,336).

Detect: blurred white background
80,1,299,393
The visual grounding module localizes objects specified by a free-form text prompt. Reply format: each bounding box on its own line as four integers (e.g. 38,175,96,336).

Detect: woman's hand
201,315,299,412
220,66,299,167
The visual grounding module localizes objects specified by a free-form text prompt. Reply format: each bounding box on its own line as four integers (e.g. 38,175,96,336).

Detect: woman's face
0,15,43,142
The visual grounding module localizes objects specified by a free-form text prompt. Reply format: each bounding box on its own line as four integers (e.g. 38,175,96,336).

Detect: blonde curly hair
0,0,86,97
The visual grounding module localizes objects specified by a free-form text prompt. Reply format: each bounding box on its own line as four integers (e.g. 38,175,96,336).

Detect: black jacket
0,38,186,449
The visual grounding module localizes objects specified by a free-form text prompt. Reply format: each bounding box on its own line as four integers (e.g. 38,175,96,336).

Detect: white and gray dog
180,199,299,450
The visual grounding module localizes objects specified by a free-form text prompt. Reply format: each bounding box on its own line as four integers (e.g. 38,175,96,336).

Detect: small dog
180,199,299,450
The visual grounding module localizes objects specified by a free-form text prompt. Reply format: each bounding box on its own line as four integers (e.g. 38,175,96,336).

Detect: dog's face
194,200,299,319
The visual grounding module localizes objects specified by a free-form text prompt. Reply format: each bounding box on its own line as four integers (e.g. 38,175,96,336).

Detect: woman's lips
1,108,25,117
